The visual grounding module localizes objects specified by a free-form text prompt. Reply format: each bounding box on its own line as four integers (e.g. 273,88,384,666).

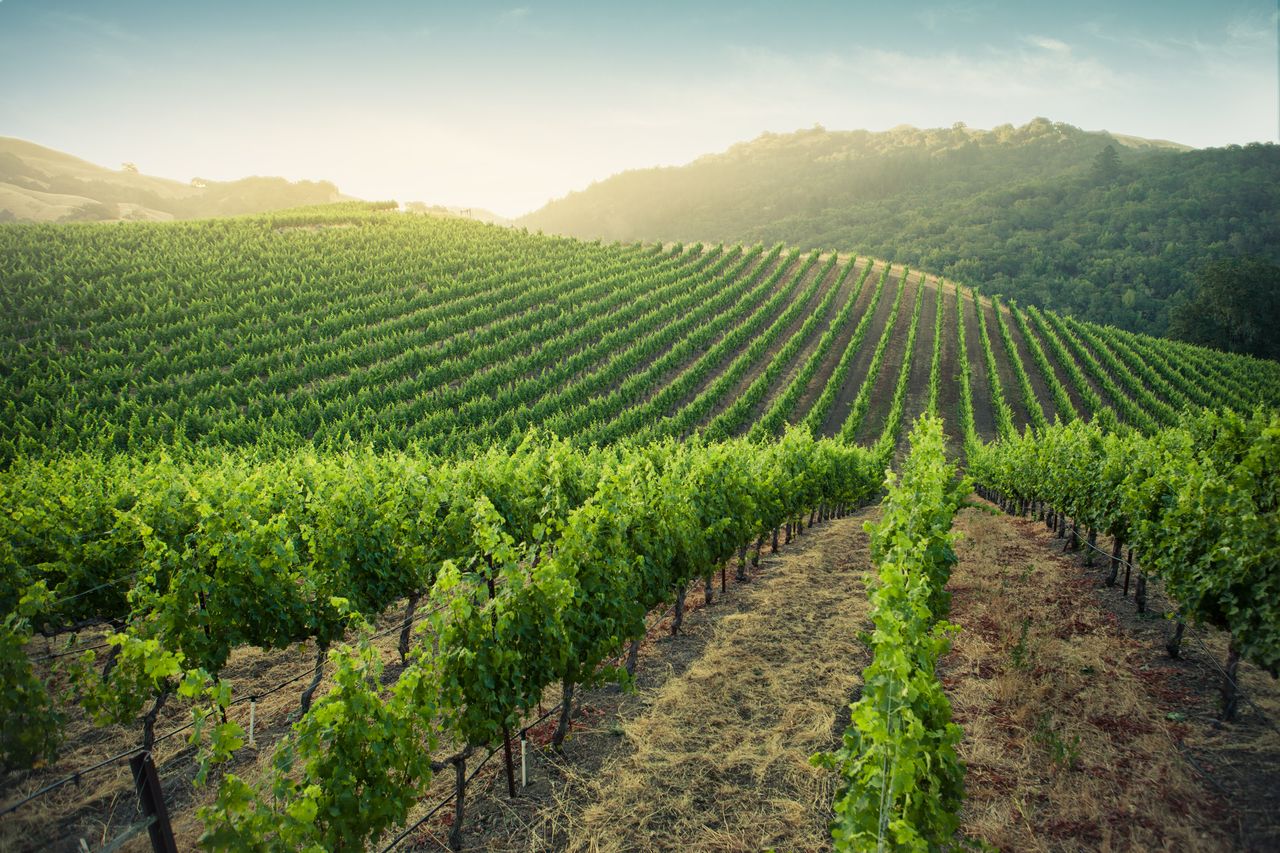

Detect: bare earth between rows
442,502,1280,851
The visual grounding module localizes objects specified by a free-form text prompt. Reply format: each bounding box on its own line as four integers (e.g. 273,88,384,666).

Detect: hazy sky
1,1,1276,217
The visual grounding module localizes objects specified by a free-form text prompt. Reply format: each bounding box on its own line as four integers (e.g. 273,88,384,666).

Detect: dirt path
1020,507,1280,851
946,502,1278,851
790,260,878,425
818,269,906,438
447,509,878,852
960,288,998,441
562,513,874,853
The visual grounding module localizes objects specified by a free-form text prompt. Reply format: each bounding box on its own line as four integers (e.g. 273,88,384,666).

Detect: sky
0,1,1276,218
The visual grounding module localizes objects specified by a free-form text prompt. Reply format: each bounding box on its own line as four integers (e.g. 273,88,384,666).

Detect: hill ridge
519,118,1280,340
0,135,342,222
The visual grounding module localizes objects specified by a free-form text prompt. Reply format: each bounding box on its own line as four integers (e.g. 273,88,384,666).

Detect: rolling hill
519,118,1280,340
0,136,342,222
4,202,1280,852
3,202,1277,465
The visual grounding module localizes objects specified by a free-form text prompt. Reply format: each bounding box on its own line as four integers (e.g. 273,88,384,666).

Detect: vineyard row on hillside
3,205,1279,464
2,427,884,850
4,205,1280,850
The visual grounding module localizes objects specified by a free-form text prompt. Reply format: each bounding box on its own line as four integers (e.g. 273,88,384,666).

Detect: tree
1091,144,1120,183
1168,257,1280,361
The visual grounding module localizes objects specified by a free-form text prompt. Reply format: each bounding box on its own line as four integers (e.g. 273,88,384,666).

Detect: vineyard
2,203,1279,851
5,204,1280,461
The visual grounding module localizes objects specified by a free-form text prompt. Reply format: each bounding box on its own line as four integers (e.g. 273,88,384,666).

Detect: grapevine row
972,409,1280,718
837,269,910,441
814,416,967,850
989,296,1048,431
753,259,874,437
972,290,1016,439
1008,302,1077,423
801,262,892,434
2,428,884,851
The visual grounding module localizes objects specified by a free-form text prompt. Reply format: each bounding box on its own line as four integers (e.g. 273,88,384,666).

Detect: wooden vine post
129,752,177,853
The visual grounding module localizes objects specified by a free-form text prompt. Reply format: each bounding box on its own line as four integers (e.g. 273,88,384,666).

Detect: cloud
1224,10,1277,45
1024,35,1071,54
914,3,988,33
1079,22,1188,60
1082,12,1276,65
499,7,531,23
854,39,1117,100
720,35,1119,103
45,10,141,44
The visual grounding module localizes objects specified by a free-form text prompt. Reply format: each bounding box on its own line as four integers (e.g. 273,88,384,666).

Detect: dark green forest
522,119,1280,345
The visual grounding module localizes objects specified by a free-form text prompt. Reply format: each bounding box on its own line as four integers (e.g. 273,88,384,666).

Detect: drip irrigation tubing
1185,627,1280,737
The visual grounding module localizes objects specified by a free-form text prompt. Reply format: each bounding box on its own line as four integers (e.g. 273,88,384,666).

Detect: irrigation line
44,578,124,609
369,598,451,643
231,598,450,705
1079,535,1135,572
11,610,438,819
601,603,676,671
1052,514,1276,734
7,522,801,828
379,744,501,852
31,638,115,664
380,549,772,852
1185,627,1280,737
153,718,196,746
4,605,439,819
1175,742,1232,799
377,600,692,853
0,745,144,818
0,698,218,820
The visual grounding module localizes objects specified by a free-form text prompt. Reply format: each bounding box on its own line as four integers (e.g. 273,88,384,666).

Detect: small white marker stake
520,736,528,788
248,699,257,747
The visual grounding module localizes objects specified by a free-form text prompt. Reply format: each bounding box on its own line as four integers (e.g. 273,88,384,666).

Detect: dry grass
1,605,420,852
469,509,879,853
1010,505,1280,850
947,503,1235,851
13,497,1274,852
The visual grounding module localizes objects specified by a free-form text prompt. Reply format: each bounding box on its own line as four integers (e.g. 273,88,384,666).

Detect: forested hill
520,119,1280,339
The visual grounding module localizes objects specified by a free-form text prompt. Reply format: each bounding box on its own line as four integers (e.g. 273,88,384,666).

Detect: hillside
3,205,1280,852
519,119,1280,339
3,203,1278,465
0,136,342,222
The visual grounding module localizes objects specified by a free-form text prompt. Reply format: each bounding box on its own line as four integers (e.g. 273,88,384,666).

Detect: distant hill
520,119,1280,337
0,137,342,222
402,200,513,226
